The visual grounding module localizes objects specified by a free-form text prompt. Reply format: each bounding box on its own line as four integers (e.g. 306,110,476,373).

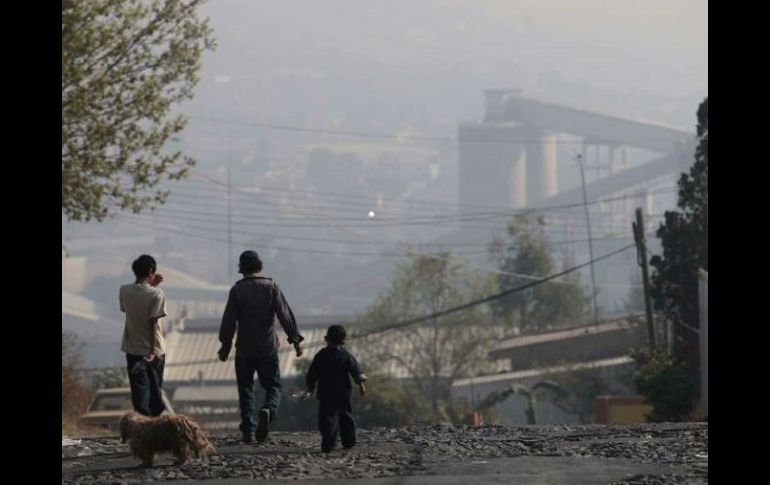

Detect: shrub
631,348,697,422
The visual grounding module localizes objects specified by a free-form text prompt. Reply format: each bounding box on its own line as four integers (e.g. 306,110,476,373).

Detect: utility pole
576,152,599,324
227,138,233,283
632,207,656,350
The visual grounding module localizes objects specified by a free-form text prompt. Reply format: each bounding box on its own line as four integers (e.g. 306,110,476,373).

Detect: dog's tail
176,416,216,458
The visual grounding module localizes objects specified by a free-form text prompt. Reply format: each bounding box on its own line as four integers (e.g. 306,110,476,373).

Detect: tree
62,0,215,221
650,97,708,367
357,253,499,414
489,215,589,332
630,348,698,422
62,331,93,434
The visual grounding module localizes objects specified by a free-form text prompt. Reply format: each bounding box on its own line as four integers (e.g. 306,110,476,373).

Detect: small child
306,325,367,453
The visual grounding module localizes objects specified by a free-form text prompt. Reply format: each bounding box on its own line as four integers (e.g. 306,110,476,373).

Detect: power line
193,172,678,216
347,244,636,341
172,175,678,223
183,176,502,213
186,173,662,216
140,203,519,225
142,194,521,232
414,251,642,289
187,115,686,147
164,190,481,221
157,187,659,231
123,213,488,253
118,216,487,257
117,210,638,263
120,190,647,245
195,176,668,220
159,177,676,234
139,205,643,238
125,209,635,249
127,211,492,247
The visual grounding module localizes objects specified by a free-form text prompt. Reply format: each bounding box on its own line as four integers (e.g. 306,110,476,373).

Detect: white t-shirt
119,283,167,356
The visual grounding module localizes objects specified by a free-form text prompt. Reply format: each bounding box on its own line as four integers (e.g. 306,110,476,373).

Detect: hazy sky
188,0,707,130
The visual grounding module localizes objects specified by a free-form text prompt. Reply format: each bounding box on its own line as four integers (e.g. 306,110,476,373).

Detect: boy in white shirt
119,254,167,417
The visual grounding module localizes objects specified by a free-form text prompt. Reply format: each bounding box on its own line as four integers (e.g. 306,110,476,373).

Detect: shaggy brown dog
119,412,216,467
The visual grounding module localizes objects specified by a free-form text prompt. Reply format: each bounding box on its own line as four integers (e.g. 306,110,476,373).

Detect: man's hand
143,353,157,363
293,342,303,357
358,382,366,396
150,273,164,287
217,344,231,362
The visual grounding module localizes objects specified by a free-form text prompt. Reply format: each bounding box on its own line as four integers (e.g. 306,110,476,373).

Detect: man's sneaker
241,431,253,444
255,408,270,443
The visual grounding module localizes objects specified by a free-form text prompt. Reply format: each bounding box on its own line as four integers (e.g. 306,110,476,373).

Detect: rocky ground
62,423,707,484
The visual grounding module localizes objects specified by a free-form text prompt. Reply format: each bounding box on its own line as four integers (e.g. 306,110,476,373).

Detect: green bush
631,348,697,422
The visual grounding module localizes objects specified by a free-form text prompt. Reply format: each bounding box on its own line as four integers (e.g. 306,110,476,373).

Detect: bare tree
358,253,499,414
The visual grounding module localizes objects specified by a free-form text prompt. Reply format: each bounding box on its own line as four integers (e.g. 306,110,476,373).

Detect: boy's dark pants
126,353,166,417
318,397,356,452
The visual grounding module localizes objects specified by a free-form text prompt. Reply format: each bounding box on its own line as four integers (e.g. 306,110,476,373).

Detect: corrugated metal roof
163,327,328,383
62,290,99,321
172,385,239,403
164,324,510,384
452,356,634,388
155,267,230,292
493,319,640,351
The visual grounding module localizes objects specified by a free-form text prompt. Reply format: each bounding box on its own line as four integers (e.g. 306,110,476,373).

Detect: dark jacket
218,276,303,357
306,345,366,402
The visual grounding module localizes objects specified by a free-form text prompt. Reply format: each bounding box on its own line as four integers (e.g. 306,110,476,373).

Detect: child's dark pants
318,397,356,452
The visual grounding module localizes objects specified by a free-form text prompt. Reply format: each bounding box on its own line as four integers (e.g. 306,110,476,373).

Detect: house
450,316,647,425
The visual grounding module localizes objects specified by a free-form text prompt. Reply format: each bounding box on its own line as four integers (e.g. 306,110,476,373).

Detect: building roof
164,326,329,383
163,326,365,383
62,290,99,321
178,315,356,333
163,323,510,384
492,318,641,353
91,387,134,396
172,385,239,403
157,267,230,292
452,356,634,388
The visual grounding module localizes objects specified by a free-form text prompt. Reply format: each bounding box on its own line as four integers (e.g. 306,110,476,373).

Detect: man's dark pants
318,397,356,452
235,352,282,434
126,353,166,417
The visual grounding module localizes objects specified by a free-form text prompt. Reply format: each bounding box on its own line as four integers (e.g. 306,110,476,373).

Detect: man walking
218,250,304,443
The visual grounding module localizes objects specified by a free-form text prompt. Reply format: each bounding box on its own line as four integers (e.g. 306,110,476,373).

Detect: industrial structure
453,91,697,314
458,89,695,211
